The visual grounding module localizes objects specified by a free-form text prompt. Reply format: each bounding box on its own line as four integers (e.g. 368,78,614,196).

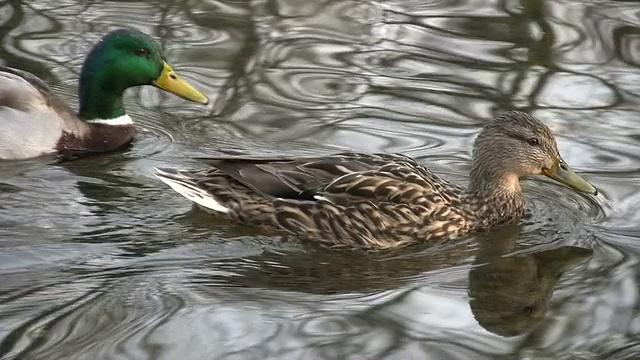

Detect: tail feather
154,167,230,214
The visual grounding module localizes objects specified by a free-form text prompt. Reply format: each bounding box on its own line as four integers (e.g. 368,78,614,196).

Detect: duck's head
469,110,597,196
78,29,208,114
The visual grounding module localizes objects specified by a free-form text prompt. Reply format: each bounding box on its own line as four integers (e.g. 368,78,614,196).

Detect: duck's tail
154,167,230,214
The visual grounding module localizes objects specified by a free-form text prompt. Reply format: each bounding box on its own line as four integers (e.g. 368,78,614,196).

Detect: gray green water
0,0,639,359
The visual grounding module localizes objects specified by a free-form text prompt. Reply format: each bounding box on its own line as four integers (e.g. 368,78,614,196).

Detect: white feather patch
86,114,133,125
313,195,332,203
154,168,229,214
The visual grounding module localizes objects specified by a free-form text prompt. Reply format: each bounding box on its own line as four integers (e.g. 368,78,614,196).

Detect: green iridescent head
78,29,208,120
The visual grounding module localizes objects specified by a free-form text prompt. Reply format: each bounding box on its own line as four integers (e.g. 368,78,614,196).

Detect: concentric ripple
1,0,640,359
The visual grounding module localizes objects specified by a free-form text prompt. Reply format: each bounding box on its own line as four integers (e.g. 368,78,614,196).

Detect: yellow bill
152,61,209,105
542,158,597,195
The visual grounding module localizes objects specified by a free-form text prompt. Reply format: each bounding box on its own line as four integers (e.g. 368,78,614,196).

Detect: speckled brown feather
156,152,523,250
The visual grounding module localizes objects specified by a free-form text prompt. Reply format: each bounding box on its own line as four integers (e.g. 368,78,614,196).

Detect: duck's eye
527,138,540,146
523,305,534,316
134,48,150,58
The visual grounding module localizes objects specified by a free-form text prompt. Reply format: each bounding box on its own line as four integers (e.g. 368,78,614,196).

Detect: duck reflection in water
468,241,592,337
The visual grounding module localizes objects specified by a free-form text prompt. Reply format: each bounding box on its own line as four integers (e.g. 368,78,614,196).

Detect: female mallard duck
0,29,208,161
155,111,597,251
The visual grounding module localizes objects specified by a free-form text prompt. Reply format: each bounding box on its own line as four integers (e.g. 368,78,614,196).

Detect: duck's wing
155,152,406,224
0,66,83,160
190,152,424,200
315,155,462,205
271,157,467,250
0,66,77,115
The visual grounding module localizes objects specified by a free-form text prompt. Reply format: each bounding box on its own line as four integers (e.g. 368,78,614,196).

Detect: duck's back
0,66,85,160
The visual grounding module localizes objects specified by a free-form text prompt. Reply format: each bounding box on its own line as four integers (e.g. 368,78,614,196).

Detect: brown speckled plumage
156,111,597,251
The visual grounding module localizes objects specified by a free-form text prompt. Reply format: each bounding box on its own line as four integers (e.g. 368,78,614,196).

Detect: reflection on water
469,242,593,337
1,0,640,359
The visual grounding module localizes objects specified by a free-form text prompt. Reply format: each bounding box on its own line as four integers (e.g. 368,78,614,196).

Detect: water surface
1,0,640,359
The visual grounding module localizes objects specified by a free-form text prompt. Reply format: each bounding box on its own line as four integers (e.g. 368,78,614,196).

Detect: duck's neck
77,63,131,123
465,165,526,224
61,69,136,157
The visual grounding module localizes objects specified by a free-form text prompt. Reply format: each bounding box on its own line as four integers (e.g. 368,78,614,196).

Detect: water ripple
256,68,370,108
1,0,640,359
2,272,185,359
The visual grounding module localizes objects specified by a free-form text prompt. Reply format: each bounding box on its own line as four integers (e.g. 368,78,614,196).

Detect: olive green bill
152,61,209,105
541,158,597,195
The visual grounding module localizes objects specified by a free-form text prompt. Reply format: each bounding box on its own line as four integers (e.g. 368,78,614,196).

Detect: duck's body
156,152,526,249
0,66,135,160
0,29,208,161
156,111,598,251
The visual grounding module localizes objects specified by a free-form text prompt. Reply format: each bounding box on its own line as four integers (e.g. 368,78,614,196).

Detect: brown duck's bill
542,159,598,195
152,61,209,105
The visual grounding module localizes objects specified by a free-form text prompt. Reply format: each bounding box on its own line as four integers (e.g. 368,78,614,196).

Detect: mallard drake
0,29,208,161
155,111,597,251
